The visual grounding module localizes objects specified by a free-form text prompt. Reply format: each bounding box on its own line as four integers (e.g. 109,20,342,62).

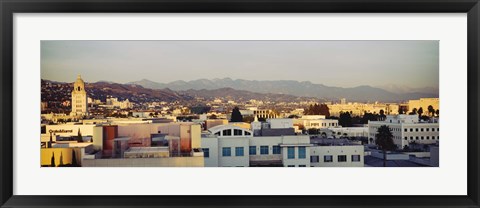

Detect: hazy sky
41,40,439,88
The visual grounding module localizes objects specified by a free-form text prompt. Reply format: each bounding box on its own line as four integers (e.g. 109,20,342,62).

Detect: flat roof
124,147,169,153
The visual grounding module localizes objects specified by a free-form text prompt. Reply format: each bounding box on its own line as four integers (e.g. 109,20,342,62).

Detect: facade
201,125,312,167
408,98,439,114
310,145,364,167
294,115,339,129
368,114,439,149
71,75,88,116
328,102,400,117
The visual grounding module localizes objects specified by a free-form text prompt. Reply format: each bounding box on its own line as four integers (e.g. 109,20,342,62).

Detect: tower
71,75,88,116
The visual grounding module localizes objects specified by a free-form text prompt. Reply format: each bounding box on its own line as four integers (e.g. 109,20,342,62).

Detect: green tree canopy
230,107,243,122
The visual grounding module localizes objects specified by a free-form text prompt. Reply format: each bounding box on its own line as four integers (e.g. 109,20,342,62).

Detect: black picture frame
1,0,479,207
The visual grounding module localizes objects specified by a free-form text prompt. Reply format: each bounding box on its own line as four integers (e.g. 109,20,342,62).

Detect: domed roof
74,74,85,85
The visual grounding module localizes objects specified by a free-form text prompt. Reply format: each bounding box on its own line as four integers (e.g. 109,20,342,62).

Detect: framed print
1,0,479,207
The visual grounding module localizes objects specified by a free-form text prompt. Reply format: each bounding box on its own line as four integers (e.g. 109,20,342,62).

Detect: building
408,98,439,114
294,115,339,130
368,114,439,149
310,140,364,167
70,75,88,116
201,125,312,167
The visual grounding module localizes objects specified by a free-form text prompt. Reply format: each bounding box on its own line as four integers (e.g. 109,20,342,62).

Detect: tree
375,125,396,167
409,108,418,115
304,103,330,117
321,132,327,138
76,128,83,143
379,109,386,121
418,107,424,118
72,149,78,167
435,109,439,117
51,152,56,167
339,111,353,127
398,107,406,115
427,105,435,117
230,107,243,122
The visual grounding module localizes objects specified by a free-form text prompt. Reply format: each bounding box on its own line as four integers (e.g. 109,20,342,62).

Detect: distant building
368,114,439,149
70,75,88,116
294,115,339,129
408,98,439,114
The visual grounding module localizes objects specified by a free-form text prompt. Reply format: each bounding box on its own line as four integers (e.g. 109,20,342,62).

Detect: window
234,129,242,136
287,147,295,159
410,128,413,132
260,146,269,155
437,128,439,132
311,156,319,163
404,128,407,132
245,131,251,136
203,148,209,158
214,132,220,136
404,137,408,140
298,147,306,159
222,147,231,157
352,155,361,162
222,129,232,136
432,128,436,132
427,136,430,140
249,146,256,155
287,165,295,167
324,155,333,162
338,155,347,162
416,136,419,140
272,145,281,154
299,165,307,167
416,128,418,132
410,136,413,140
421,128,424,132
421,136,424,140
426,128,430,132
235,147,244,156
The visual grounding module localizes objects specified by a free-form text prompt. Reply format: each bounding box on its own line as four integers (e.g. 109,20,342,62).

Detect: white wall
310,145,364,167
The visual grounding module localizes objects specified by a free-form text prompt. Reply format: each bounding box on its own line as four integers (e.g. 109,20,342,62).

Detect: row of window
214,129,252,136
220,147,245,157
310,155,361,163
310,123,337,127
404,136,439,140
203,146,308,158
249,145,282,155
287,146,306,159
404,127,439,132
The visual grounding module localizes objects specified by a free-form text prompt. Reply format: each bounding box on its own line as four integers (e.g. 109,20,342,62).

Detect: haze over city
40,40,440,168
41,40,439,91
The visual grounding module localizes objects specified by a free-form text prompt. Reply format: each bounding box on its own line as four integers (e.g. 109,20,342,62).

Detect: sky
41,40,439,89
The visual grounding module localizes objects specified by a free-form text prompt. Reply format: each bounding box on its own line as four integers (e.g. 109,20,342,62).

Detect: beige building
408,98,439,114
71,75,88,116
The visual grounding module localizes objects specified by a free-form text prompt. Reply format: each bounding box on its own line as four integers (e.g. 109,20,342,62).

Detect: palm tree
51,152,56,167
427,105,435,117
418,107,423,117
375,125,395,167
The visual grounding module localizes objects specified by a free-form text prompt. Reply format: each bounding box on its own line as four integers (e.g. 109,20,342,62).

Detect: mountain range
127,78,438,102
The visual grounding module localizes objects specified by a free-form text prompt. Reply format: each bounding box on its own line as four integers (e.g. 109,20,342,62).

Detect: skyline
41,40,439,89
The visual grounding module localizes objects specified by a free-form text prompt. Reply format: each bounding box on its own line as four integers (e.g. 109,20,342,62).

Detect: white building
368,114,439,149
294,115,339,129
201,125,311,167
71,75,88,116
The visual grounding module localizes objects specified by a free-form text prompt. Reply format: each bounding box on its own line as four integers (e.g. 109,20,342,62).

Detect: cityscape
40,40,439,167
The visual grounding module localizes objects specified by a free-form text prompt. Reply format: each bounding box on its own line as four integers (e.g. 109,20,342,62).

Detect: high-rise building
71,75,88,116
